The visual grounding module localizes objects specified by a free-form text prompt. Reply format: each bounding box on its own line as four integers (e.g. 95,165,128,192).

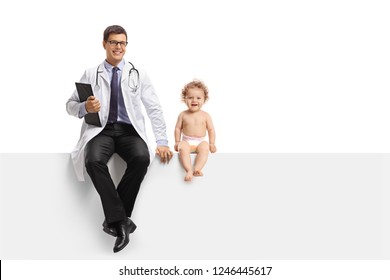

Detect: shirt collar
103,59,125,72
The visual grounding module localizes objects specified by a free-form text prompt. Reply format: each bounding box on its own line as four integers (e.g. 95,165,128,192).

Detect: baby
174,80,216,181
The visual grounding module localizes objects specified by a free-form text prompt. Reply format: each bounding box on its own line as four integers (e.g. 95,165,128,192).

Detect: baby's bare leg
178,141,193,181
194,141,209,176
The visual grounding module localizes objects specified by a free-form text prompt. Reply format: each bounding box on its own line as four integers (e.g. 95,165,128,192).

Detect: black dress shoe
102,220,118,237
113,219,137,253
103,218,137,237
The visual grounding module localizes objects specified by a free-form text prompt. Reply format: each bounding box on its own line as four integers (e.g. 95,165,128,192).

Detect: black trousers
85,123,150,224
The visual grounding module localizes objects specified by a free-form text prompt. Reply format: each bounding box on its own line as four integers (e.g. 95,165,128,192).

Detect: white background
0,0,389,153
1,0,390,279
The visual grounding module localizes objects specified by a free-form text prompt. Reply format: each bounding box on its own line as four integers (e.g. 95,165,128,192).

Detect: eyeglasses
106,40,128,47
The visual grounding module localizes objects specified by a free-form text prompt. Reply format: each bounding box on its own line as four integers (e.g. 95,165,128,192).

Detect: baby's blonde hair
181,79,209,102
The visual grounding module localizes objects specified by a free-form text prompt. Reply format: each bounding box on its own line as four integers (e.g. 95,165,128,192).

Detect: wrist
156,139,168,147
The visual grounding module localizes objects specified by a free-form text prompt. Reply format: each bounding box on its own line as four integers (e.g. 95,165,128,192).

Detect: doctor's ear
102,40,107,50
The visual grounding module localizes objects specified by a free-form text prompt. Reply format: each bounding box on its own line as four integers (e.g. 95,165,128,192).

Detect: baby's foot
185,171,193,181
193,170,203,177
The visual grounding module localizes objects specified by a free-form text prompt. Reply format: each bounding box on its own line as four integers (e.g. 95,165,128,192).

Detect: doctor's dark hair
103,25,127,41
181,79,209,102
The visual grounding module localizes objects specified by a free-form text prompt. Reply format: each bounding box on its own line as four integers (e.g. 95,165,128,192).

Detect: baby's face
184,87,205,112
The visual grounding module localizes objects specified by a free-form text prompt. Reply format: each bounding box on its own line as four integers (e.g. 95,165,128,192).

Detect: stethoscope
95,61,139,92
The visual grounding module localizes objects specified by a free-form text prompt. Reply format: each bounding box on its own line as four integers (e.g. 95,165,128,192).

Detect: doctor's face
103,33,127,66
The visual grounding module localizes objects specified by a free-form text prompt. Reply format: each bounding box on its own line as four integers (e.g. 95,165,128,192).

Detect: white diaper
181,134,205,153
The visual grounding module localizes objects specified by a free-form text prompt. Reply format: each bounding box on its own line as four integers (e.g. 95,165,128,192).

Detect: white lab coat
66,60,168,181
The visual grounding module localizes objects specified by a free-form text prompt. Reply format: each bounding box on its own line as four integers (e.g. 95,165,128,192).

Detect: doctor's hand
85,96,101,113
155,146,173,164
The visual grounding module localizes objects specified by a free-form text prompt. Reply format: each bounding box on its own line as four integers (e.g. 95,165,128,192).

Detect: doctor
66,25,172,253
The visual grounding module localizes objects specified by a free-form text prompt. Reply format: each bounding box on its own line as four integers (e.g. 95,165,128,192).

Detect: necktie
108,67,119,123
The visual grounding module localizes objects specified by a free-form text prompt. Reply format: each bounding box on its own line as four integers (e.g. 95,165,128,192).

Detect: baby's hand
209,144,217,153
174,143,179,152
